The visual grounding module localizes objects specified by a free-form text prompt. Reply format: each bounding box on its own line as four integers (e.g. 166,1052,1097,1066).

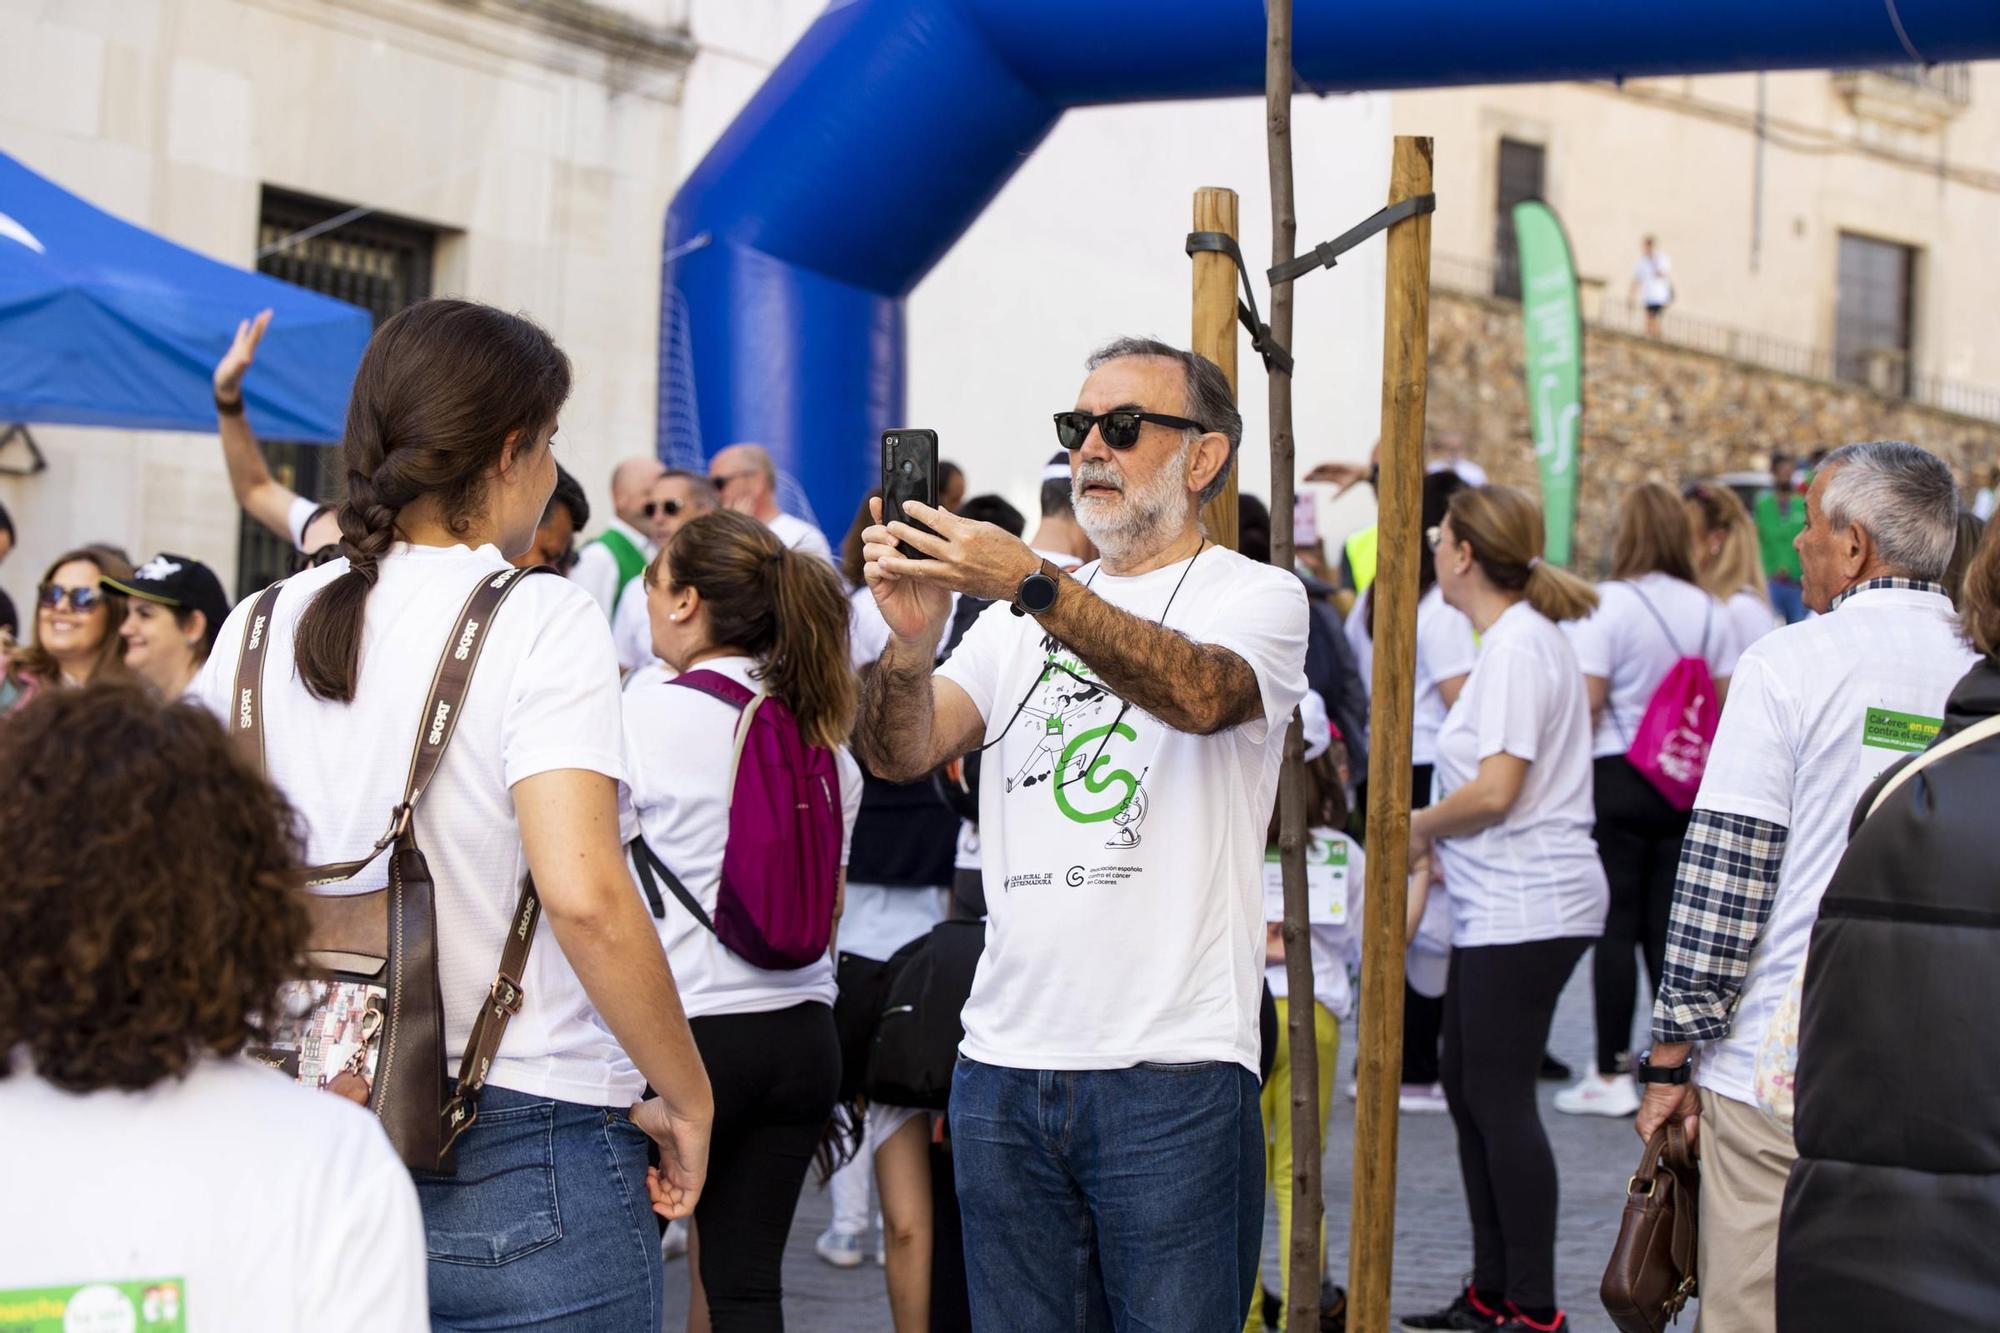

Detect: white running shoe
1553,1073,1641,1118
814,1226,866,1269
1398,1082,1450,1114
661,1219,689,1261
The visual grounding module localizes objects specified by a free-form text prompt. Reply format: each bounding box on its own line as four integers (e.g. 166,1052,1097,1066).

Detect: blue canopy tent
0,151,369,443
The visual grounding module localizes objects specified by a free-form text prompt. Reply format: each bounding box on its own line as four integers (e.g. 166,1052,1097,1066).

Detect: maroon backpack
629,670,843,970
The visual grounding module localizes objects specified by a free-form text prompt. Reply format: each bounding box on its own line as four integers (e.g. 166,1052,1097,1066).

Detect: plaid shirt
1650,576,1946,1044
1652,810,1789,1042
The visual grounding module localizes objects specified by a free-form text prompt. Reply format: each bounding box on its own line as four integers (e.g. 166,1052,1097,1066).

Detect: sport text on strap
231,565,552,886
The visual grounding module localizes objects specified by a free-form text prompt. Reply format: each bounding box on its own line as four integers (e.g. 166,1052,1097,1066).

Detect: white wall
678,0,1391,546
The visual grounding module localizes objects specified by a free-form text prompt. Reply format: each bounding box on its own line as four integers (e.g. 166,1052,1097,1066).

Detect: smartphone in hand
882,428,940,559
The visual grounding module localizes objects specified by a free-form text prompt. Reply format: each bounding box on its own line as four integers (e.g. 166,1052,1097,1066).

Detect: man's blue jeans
1769,575,1808,625
415,1085,662,1331
950,1057,1264,1332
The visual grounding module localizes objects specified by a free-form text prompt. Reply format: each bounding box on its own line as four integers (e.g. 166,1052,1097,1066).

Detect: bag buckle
1627,1174,1656,1197
441,1094,479,1148
488,972,525,1017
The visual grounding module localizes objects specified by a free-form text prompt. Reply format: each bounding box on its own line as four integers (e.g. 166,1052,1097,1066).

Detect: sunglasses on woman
1052,409,1206,451
38,584,105,613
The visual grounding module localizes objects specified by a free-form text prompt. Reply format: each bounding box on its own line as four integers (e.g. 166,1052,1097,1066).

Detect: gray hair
1818,440,1958,581
1085,337,1242,506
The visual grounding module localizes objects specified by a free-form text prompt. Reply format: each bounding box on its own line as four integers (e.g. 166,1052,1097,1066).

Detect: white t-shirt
0,1056,427,1331
612,573,655,674
620,655,862,1020
936,544,1309,1074
284,494,326,554
1262,827,1361,1019
1688,585,1976,1104
192,544,639,1106
1634,251,1673,306
767,512,835,567
1431,601,1607,948
1566,574,1741,760
1426,457,1489,487
570,518,655,620
1342,587,1476,765
1725,588,1782,657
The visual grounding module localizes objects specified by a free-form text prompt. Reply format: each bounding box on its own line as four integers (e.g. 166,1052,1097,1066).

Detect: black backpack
864,919,986,1109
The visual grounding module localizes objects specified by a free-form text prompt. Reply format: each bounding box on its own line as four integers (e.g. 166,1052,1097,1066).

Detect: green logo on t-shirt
1054,720,1140,824
0,1278,185,1331
1861,707,1943,754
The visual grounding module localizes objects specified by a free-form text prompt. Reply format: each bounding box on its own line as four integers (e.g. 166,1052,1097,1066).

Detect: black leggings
1401,762,1444,1085
1440,936,1588,1311
688,1002,843,1332
1589,755,1690,1074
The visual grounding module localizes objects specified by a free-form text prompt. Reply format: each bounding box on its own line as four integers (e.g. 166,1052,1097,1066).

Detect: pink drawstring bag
1623,587,1719,811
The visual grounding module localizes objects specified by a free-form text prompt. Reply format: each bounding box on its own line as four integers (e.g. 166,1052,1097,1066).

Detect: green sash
595,527,648,611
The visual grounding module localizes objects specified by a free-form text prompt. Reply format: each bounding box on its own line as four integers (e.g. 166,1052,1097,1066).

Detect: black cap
102,553,231,630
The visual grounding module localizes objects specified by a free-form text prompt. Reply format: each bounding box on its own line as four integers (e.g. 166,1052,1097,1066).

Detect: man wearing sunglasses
570,456,668,620
707,443,836,567
612,470,719,673
856,337,1308,1332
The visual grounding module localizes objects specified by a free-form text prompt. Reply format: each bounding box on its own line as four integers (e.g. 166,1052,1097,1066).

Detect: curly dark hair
0,683,309,1092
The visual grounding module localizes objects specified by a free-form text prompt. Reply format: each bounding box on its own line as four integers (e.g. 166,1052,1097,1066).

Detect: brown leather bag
1601,1118,1700,1332
233,565,549,1173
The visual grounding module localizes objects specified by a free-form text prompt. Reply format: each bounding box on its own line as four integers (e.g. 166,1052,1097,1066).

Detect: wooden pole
1259,4,1321,1331
1191,186,1241,551
1347,134,1435,1333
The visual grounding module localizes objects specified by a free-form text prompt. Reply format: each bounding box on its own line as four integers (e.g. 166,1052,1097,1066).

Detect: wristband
215,391,245,418
1637,1052,1691,1085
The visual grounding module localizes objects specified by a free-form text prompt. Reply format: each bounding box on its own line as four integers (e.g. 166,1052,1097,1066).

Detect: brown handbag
1601,1118,1700,1332
233,565,550,1173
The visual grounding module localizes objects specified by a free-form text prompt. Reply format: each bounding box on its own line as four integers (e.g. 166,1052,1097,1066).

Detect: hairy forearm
1037,577,1258,735
856,631,943,779
548,887,712,1118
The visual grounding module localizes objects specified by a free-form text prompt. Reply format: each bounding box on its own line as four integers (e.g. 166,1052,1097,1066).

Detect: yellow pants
1244,998,1339,1332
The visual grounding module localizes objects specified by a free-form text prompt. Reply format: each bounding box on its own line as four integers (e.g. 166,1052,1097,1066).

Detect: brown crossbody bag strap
232,565,551,1155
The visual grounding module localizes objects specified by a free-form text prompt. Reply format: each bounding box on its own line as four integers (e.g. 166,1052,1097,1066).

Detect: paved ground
663,950,1676,1331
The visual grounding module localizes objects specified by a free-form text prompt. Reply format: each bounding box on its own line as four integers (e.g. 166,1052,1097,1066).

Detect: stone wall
1428,290,2000,573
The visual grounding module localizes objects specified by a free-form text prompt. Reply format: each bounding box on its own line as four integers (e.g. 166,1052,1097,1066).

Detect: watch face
1020,572,1058,613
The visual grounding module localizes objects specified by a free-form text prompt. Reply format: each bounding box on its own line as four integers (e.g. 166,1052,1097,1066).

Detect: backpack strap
629,835,716,932
230,581,288,772
1864,710,2000,821
670,668,768,790
1623,580,1690,660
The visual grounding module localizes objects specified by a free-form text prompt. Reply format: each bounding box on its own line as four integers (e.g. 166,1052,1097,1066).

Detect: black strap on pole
1188,191,1437,379
1186,230,1295,377
1268,193,1436,287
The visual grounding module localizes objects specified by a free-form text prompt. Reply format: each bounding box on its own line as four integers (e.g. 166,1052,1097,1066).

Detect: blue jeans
416,1085,661,1331
950,1057,1263,1332
1769,575,1807,624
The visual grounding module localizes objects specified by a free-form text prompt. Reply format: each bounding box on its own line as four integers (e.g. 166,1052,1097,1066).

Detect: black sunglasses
38,583,106,613
642,498,688,520
1052,409,1206,451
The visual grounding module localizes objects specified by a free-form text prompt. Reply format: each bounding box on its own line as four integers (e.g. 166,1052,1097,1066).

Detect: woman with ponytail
193,299,711,1331
1397,486,1605,1333
623,508,864,1332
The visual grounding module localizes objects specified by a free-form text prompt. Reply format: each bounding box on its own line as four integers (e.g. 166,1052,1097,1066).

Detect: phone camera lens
886,434,899,447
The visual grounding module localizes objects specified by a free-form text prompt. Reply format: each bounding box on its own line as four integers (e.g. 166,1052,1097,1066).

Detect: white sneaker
814,1226,865,1269
1553,1073,1641,1118
660,1219,689,1261
1397,1082,1450,1114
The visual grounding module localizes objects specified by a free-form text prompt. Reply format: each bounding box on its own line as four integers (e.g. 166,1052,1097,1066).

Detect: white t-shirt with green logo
937,546,1309,1074
1688,585,1976,1105
0,1056,427,1331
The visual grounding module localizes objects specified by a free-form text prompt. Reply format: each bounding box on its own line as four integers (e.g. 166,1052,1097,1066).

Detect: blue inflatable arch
662,0,2000,530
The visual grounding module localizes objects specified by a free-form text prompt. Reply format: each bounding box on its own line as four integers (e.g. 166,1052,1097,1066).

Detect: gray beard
1073,438,1194,564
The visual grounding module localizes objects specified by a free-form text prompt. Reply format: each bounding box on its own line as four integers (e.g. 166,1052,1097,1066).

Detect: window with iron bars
235,189,436,596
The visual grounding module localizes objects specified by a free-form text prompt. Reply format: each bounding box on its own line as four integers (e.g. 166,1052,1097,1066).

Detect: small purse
233,565,550,1173
1601,1119,1699,1333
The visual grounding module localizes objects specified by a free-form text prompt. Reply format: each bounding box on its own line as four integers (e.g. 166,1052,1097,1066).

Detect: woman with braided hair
192,298,712,1331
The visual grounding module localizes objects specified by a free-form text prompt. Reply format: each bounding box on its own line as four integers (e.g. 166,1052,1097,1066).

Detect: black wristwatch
1011,560,1060,617
1636,1052,1691,1085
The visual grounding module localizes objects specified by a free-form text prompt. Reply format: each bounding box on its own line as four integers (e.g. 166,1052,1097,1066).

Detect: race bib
1262,835,1348,925
0,1278,185,1331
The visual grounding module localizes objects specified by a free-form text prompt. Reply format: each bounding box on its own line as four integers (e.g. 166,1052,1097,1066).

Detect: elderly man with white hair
1635,440,1977,1333
570,456,667,618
